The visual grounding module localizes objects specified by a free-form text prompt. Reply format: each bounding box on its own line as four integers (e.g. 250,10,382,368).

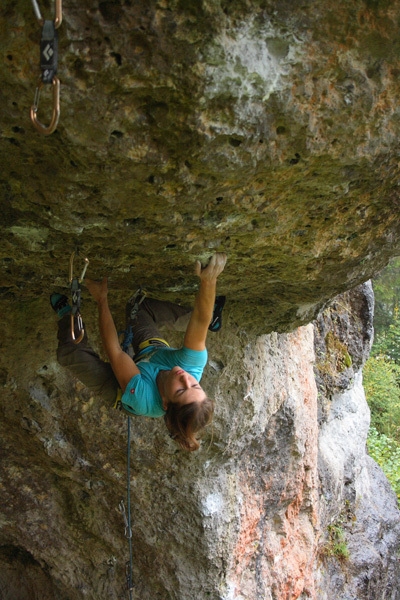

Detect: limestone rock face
1,280,400,599
315,283,400,600
1,1,400,599
2,0,400,331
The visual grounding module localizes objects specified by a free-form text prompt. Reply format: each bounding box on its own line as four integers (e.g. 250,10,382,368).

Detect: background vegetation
363,257,400,502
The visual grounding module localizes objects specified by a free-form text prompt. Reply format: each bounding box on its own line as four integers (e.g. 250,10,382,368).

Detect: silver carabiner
69,252,89,344
69,252,90,284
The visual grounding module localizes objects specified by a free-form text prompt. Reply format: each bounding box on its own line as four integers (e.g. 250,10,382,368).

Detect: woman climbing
51,252,227,451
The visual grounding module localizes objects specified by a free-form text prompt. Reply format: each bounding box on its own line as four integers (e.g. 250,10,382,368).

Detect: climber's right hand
85,277,108,303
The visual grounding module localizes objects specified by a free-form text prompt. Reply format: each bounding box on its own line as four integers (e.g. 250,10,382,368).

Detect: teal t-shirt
121,346,208,418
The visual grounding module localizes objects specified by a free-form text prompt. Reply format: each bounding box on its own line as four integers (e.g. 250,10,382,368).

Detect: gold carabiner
31,0,62,29
53,0,62,29
30,77,60,136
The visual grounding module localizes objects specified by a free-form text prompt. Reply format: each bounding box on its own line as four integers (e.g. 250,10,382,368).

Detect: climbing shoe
209,295,226,332
50,293,71,318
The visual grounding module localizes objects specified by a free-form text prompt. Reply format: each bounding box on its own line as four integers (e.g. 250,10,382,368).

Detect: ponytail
164,397,214,452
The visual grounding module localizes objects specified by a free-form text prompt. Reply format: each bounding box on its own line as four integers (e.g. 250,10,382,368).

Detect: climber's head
159,367,214,451
164,396,214,452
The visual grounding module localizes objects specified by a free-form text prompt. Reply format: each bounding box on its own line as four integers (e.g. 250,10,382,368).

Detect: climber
51,252,227,451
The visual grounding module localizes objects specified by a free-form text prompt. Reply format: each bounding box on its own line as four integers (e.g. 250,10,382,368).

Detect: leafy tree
372,307,400,364
363,356,400,441
367,427,400,502
373,257,400,338
363,257,400,505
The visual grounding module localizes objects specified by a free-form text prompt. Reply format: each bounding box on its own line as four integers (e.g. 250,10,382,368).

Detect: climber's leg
56,314,119,404
125,291,226,356
140,295,226,332
139,297,192,331
122,290,190,356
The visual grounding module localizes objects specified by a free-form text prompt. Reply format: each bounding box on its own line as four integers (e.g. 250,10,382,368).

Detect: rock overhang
1,0,400,334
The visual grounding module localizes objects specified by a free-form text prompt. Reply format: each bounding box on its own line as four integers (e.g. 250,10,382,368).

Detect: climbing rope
118,295,147,598
30,0,62,134
119,417,134,599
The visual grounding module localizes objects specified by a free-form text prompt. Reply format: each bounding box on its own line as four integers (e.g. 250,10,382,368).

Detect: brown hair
164,397,215,452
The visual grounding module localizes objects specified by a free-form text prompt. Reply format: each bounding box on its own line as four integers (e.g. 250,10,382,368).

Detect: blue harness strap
120,325,134,354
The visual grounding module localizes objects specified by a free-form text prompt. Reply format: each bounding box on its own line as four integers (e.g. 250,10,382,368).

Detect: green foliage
363,257,400,505
320,503,353,562
363,356,400,441
367,427,400,502
373,307,400,364
373,257,400,338
326,524,350,561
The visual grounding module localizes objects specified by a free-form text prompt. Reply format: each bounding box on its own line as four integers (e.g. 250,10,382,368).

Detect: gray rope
119,419,134,598
120,295,147,597
126,416,134,598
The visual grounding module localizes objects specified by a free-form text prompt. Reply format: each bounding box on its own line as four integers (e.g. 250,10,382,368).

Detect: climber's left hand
195,252,227,282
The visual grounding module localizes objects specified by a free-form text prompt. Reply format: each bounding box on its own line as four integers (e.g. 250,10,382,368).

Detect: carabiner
30,77,60,136
30,0,62,134
31,0,62,29
70,312,85,345
69,252,89,344
69,252,89,284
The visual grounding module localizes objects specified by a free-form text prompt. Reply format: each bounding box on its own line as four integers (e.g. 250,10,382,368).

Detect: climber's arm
183,253,227,351
86,278,140,390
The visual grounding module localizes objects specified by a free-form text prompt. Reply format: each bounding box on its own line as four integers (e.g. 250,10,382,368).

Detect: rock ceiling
2,0,400,333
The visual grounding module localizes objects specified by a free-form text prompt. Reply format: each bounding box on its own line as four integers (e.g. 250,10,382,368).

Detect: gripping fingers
213,252,227,273
197,252,227,279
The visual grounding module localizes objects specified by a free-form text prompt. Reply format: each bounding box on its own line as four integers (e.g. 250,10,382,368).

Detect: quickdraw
69,252,89,344
30,0,63,135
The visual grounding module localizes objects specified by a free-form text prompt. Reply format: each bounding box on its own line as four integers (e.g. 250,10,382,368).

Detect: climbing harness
69,251,89,344
30,0,62,135
119,419,134,599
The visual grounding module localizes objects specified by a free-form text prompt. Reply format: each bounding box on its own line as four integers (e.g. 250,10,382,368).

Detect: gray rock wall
1,282,399,599
2,1,400,595
317,372,400,600
315,282,400,600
